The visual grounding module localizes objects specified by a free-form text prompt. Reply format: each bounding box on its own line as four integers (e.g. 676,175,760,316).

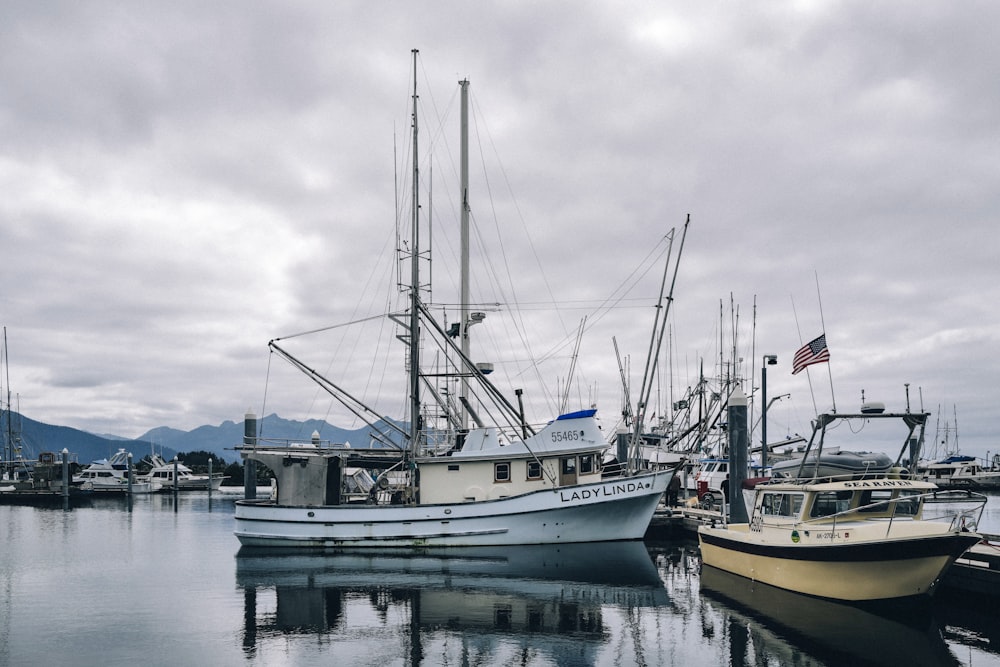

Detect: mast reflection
237,541,670,662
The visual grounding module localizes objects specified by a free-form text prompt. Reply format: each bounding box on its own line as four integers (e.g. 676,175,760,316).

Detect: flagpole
791,295,819,416
815,272,836,412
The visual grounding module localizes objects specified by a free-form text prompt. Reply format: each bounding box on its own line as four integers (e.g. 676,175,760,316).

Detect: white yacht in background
141,454,225,491
74,448,158,493
917,455,1000,490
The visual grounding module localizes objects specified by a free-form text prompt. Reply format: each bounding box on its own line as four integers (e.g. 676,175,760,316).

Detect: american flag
792,334,830,375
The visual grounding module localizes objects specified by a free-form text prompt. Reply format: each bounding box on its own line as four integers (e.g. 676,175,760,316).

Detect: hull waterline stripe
697,530,979,562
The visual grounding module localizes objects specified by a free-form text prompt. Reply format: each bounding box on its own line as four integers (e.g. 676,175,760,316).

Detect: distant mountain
2,411,406,468
95,432,132,441
1,412,164,466
137,414,400,461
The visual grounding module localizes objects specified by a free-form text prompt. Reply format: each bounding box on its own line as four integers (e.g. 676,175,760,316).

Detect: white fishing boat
698,408,985,601
237,408,670,547
234,53,674,549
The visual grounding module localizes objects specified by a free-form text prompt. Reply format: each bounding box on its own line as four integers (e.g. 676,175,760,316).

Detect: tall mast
2,327,10,475
459,78,471,430
408,49,421,453
627,217,689,471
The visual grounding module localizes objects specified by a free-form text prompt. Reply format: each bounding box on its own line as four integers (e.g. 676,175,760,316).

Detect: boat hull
699,564,960,666
141,475,225,491
234,470,671,548
698,524,980,601
170,476,225,491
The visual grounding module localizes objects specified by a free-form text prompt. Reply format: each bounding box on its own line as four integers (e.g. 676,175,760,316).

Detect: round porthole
444,509,452,515
307,511,315,517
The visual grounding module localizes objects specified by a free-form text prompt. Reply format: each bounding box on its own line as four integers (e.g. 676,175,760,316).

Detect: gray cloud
1,2,997,463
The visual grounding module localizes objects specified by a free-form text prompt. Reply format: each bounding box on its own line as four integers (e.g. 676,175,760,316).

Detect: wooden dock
939,533,1000,601
645,503,722,539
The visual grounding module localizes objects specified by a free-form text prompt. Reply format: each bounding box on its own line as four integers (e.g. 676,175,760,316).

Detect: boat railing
917,488,988,532
769,468,908,485
240,437,406,457
794,488,987,537
240,437,345,450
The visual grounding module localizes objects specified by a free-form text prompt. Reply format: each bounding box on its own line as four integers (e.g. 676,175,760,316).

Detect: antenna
790,295,818,416
815,271,836,412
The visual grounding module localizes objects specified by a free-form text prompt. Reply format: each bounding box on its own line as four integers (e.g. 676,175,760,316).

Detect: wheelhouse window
760,492,804,517
494,605,513,630
526,460,542,480
579,454,595,474
494,462,511,483
858,489,919,516
561,458,576,475
857,489,894,514
893,490,920,516
810,490,852,518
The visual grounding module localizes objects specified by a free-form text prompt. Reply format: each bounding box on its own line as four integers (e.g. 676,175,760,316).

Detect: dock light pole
61,448,70,512
244,411,257,500
61,448,69,500
127,451,134,512
762,355,777,470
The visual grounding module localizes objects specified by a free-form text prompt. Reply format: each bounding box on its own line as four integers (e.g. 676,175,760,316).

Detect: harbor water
1,490,998,666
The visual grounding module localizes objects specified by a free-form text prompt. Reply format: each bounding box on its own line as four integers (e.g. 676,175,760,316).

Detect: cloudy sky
2,2,998,461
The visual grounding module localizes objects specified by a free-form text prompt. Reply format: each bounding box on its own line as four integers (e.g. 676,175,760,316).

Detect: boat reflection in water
236,540,669,663
699,564,962,666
